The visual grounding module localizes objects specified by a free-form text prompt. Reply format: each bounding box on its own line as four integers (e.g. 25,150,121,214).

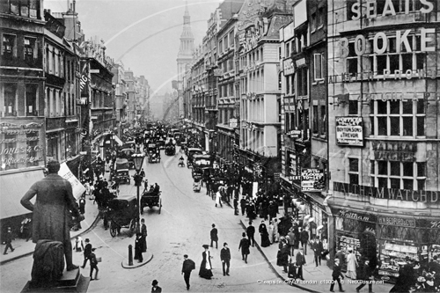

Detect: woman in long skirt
268,221,275,244
199,245,213,279
346,249,358,279
259,220,271,247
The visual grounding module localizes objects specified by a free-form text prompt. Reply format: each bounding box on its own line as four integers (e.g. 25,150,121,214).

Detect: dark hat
152,280,158,286
184,254,188,258
85,238,90,242
202,244,209,249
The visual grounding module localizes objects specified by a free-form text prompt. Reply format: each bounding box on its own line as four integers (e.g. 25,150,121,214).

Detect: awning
0,168,45,219
113,135,123,146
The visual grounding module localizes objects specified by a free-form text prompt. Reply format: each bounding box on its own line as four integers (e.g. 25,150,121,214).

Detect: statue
21,160,85,274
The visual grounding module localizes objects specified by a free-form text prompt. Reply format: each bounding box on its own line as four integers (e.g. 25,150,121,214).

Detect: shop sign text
335,117,363,147
339,210,375,223
333,181,439,203
372,141,417,162
378,216,416,227
350,0,434,20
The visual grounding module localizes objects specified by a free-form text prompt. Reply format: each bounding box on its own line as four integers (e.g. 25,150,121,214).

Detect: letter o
355,35,366,56
374,32,387,54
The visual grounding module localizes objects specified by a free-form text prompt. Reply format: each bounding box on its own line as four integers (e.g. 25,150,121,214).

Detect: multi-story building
281,0,330,244
112,62,127,136
236,0,292,190
327,0,440,272
190,45,207,149
0,0,46,234
215,0,244,165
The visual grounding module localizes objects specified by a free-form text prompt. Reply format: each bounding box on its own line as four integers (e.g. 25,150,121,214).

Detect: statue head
47,160,61,174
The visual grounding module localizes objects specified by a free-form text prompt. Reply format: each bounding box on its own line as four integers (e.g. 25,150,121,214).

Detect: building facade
327,0,440,276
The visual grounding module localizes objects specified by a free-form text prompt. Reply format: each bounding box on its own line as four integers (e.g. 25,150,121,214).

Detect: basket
97,257,102,262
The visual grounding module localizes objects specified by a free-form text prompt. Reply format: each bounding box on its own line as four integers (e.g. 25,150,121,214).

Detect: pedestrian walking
300,228,309,255
182,254,196,290
89,248,99,281
273,218,279,242
3,227,14,255
276,240,290,273
240,197,247,215
233,196,238,215
151,280,162,292
74,236,84,252
268,221,274,244
238,232,250,264
199,244,213,279
346,248,358,279
246,222,256,247
220,242,231,276
287,228,296,256
312,237,323,266
295,247,306,280
210,224,218,249
356,259,373,293
141,218,147,252
79,195,86,214
330,258,345,292
215,187,223,207
81,238,92,268
259,220,271,247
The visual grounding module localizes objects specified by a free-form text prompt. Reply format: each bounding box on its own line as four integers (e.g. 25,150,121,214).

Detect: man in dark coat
330,258,345,292
300,228,309,255
311,237,323,266
182,254,196,290
210,224,218,249
220,242,231,276
295,247,306,280
356,259,373,292
81,238,92,268
246,222,256,247
21,160,84,271
3,227,14,255
141,218,147,252
238,232,250,264
240,197,247,216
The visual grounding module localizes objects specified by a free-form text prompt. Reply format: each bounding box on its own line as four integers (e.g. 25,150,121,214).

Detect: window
26,131,39,166
348,158,359,185
24,37,36,63
313,53,324,81
318,7,324,28
312,105,318,134
26,84,38,116
311,13,316,32
219,40,223,54
371,99,423,137
285,42,290,56
349,100,358,114
3,83,17,116
229,31,234,47
297,67,308,96
371,161,426,191
320,105,326,136
2,133,17,169
2,34,16,57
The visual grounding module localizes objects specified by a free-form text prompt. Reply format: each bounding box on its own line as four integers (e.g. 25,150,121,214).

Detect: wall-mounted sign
295,57,306,68
287,130,301,138
283,58,295,75
335,116,364,147
333,181,439,204
372,141,417,162
301,168,325,191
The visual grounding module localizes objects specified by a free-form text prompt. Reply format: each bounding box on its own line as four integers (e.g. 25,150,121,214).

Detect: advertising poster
335,116,364,146
59,162,86,199
301,168,325,192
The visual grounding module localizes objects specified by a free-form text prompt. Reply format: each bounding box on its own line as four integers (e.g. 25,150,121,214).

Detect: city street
0,150,291,292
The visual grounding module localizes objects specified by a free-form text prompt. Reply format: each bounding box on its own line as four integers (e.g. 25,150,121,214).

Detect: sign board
58,162,86,199
335,116,364,147
301,168,325,192
283,58,295,75
89,69,100,74
287,130,301,138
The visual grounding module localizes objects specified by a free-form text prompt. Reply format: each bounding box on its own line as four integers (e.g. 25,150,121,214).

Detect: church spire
178,1,194,59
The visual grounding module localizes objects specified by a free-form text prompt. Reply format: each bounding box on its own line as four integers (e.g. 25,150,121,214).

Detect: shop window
3,83,17,116
26,131,39,166
2,133,17,170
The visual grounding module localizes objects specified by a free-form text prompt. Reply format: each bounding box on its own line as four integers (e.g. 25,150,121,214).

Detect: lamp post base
21,268,90,293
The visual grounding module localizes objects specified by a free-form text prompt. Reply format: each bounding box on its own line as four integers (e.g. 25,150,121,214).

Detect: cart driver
179,156,184,166
154,183,160,193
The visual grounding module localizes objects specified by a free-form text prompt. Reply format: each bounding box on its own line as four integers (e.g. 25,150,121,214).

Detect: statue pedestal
21,268,90,293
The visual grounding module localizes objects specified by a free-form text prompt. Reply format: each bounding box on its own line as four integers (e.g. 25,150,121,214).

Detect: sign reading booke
335,116,364,147
58,162,86,199
301,168,325,192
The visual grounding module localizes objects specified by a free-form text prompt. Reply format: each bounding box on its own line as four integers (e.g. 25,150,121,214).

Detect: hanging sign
335,116,364,147
58,162,86,199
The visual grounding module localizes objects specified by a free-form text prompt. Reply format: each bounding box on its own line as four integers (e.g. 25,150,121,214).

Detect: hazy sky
45,0,223,95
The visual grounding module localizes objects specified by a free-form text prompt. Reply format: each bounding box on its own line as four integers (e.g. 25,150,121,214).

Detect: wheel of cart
109,220,119,237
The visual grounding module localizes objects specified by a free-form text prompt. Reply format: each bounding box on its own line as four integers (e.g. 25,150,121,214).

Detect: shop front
332,207,440,282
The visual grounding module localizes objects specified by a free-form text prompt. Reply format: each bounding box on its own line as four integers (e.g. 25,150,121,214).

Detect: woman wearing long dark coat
259,220,271,247
199,245,213,279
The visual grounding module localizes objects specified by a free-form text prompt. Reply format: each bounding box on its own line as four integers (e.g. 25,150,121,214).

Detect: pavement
0,173,394,293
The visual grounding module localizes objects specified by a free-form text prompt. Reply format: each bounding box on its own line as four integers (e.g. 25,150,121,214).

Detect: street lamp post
132,152,145,233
